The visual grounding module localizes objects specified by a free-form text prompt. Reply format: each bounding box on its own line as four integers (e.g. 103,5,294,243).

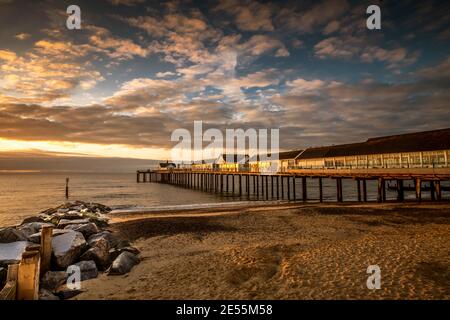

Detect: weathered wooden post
357,179,361,202
287,176,291,200
40,226,53,276
336,178,343,202
0,264,19,300
136,171,140,183
397,179,404,201
415,178,422,202
65,177,69,199
302,176,307,202
265,175,269,200
429,181,435,201
319,177,323,203
435,180,442,201
17,250,40,300
239,174,242,196
292,176,296,201
377,178,384,203
281,176,284,199
362,179,367,202
232,174,235,194
277,175,280,200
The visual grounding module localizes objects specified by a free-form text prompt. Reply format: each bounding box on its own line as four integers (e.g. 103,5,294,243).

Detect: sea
0,172,441,226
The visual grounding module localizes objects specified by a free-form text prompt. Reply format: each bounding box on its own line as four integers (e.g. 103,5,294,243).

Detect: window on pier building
324,159,334,168
408,153,421,166
422,151,446,166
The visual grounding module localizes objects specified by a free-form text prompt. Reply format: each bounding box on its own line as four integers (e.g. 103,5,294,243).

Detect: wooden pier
136,167,450,203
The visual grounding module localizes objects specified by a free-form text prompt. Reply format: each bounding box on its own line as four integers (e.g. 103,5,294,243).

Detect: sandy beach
74,202,450,300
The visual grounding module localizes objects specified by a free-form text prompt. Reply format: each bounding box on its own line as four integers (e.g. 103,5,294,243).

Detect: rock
0,227,27,243
55,285,83,300
72,260,98,281
52,231,87,269
27,229,72,244
17,222,53,238
41,271,68,291
116,239,131,249
20,216,45,225
57,219,90,229
108,252,140,275
39,288,60,300
0,241,31,267
64,223,98,238
88,231,118,249
109,246,140,261
79,238,110,270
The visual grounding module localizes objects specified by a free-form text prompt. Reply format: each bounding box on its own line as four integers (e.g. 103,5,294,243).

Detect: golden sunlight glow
0,138,169,159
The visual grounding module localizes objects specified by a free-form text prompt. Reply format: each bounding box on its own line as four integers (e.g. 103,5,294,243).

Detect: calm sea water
0,172,439,226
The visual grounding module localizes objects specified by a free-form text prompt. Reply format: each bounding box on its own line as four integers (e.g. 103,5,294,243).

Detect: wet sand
75,202,450,300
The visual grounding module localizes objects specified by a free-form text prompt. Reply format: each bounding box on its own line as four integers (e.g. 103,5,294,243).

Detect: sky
0,0,449,166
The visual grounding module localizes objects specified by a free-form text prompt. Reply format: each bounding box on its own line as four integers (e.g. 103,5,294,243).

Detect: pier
136,129,450,203
136,167,450,203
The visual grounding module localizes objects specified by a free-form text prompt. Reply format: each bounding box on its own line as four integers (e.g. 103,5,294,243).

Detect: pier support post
239,175,242,196
397,179,404,201
430,181,435,201
415,178,422,202
377,178,384,203
302,177,307,202
319,177,323,203
256,176,259,199
143,173,147,183
337,178,343,202
265,176,269,200
363,179,367,202
292,176,296,201
277,176,280,200
271,176,274,198
287,176,291,201
281,176,284,199
357,179,361,202
136,172,140,183
435,180,442,201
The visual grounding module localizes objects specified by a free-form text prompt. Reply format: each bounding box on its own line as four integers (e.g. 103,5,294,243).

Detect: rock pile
0,201,140,300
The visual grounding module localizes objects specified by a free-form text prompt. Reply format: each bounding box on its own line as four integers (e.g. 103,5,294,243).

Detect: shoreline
75,202,450,300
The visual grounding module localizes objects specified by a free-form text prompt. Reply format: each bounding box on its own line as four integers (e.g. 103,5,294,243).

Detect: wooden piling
357,179,361,202
415,178,422,202
319,177,323,203
435,180,442,201
302,176,307,202
0,264,19,300
17,250,40,300
65,177,69,199
362,179,367,202
397,179,404,201
287,176,291,200
292,176,296,201
377,178,384,203
40,226,53,276
430,181,435,201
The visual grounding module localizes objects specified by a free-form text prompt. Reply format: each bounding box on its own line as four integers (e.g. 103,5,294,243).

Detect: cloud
214,0,275,32
107,0,145,6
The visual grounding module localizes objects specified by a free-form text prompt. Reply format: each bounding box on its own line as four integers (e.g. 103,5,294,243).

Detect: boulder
57,219,90,229
39,288,60,300
52,231,87,269
108,252,140,275
41,271,68,291
109,246,140,261
17,222,53,238
79,238,110,270
55,285,83,300
64,223,98,238
0,227,27,243
88,231,118,249
20,216,45,225
0,241,31,267
28,229,72,244
72,260,98,281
